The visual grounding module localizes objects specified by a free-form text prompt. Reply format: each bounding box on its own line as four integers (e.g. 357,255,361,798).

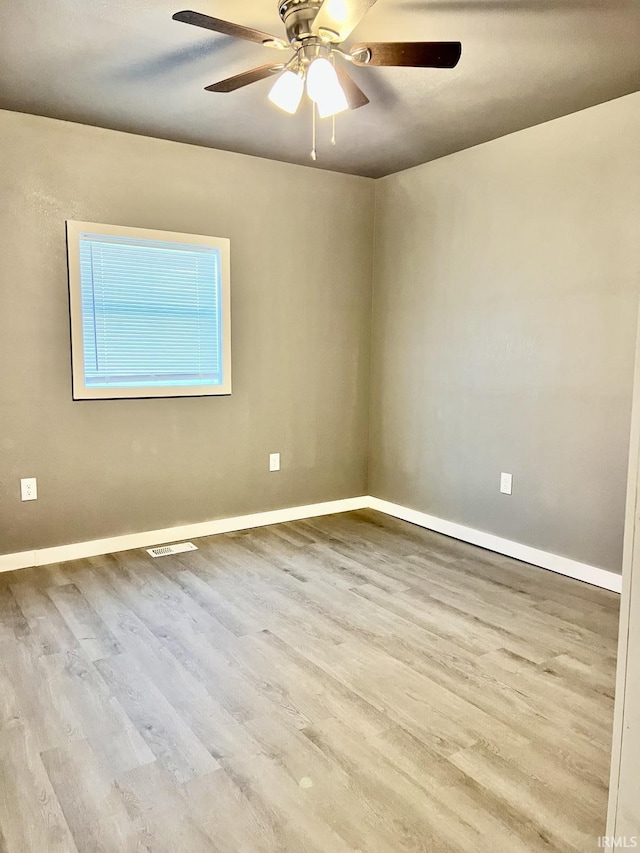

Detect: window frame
66,220,232,400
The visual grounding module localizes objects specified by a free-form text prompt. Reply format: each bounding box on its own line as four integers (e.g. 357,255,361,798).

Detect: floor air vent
146,542,198,558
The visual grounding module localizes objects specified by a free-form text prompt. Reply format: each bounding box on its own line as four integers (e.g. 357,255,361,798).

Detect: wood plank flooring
0,510,619,853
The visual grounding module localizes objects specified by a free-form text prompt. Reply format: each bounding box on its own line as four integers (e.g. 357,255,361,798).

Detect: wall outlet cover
269,453,281,472
500,472,513,495
20,477,38,501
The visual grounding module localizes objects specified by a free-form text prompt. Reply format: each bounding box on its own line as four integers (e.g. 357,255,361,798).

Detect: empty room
1,0,639,850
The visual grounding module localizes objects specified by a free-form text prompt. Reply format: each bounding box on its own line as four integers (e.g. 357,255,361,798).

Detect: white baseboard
0,493,622,593
368,496,622,594
0,496,369,574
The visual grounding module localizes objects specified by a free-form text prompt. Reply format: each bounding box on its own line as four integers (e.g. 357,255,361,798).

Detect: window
66,221,231,399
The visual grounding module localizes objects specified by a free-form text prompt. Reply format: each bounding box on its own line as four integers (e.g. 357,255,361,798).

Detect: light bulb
306,58,348,118
268,70,304,115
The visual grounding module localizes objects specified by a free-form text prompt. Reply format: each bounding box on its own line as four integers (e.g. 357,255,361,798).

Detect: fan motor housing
278,0,323,43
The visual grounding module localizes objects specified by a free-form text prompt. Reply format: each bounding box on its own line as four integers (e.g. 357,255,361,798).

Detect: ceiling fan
173,0,462,156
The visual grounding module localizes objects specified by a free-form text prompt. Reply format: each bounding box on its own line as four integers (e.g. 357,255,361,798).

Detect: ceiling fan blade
205,63,284,93
335,66,369,110
173,10,287,49
311,0,379,42
350,41,462,68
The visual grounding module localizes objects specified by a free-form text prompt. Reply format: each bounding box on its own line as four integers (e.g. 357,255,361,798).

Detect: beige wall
0,110,374,554
369,93,640,573
1,96,639,568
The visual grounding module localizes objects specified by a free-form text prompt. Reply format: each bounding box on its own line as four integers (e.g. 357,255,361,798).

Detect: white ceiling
0,0,638,177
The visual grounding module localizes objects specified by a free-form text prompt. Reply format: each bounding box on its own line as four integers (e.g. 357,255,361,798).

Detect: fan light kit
268,69,304,114
173,0,462,160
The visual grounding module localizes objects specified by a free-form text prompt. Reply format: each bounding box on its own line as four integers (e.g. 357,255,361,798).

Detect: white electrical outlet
20,477,38,501
500,472,512,495
269,453,281,472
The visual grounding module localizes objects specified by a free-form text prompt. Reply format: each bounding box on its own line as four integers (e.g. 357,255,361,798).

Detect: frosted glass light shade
268,70,304,114
306,58,348,118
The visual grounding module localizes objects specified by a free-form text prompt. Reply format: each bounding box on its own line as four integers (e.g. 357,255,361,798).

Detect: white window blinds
77,232,223,391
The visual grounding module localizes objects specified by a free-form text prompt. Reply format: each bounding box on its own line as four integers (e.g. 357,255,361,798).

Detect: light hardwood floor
0,510,619,853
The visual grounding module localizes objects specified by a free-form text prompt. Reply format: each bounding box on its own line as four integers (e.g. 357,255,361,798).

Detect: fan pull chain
311,102,317,161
